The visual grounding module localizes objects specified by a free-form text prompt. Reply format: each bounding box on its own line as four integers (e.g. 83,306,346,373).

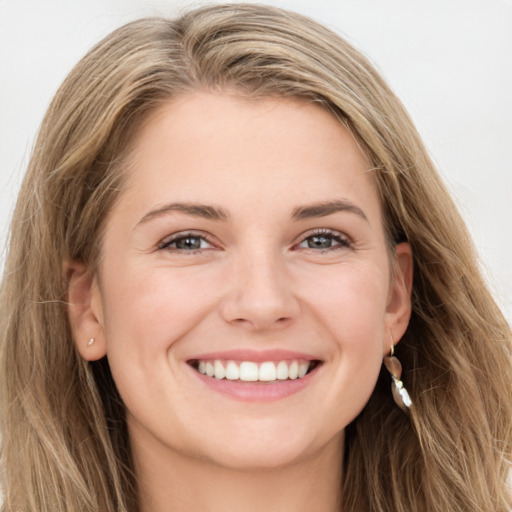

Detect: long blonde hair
1,4,510,511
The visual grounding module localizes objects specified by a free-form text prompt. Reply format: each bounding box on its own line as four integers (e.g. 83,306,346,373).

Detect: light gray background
1,0,511,321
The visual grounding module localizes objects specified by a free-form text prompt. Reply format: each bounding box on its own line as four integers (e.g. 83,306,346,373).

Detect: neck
133,433,344,512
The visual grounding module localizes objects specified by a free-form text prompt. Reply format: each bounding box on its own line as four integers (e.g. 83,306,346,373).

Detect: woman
0,4,510,511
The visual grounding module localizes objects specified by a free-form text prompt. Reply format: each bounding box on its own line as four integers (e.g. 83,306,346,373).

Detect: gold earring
87,338,95,346
383,342,412,414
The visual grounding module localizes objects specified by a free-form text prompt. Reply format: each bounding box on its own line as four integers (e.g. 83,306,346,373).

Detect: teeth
239,361,259,381
214,360,226,379
196,359,314,382
298,362,309,378
288,361,299,380
225,361,239,380
276,361,288,380
259,361,276,381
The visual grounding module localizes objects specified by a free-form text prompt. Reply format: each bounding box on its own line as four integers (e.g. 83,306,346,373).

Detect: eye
297,229,351,251
159,232,215,252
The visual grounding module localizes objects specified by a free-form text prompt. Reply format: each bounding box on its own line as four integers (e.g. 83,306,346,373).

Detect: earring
383,342,412,414
87,338,95,346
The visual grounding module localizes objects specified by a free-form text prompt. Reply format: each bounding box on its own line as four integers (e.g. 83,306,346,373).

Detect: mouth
187,358,322,383
185,350,323,401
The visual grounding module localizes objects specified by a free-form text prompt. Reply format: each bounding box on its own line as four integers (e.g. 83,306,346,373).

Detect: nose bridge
221,241,299,330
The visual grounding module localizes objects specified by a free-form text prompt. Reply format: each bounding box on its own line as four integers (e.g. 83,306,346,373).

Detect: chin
194,419,336,471
205,444,311,472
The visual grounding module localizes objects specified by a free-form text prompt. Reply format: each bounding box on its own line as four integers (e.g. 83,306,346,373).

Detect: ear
65,260,107,361
384,242,413,353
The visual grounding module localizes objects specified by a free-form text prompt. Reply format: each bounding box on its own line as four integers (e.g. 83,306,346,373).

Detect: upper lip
186,349,320,362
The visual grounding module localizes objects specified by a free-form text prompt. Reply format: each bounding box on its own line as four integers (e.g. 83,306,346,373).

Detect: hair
1,3,511,511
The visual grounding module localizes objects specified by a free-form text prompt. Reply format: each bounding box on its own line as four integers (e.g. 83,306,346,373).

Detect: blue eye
159,233,212,252
298,230,350,250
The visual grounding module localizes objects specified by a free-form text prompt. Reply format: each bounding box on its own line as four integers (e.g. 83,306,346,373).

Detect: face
69,92,412,471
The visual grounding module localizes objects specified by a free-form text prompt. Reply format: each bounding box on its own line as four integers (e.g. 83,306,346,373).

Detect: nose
220,249,300,331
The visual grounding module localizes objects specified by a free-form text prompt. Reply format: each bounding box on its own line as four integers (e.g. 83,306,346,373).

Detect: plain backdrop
1,0,511,321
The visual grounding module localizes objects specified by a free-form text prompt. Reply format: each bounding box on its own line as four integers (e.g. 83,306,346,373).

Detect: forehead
119,91,380,221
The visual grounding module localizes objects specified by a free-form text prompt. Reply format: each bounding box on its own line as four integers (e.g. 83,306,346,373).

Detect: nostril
229,316,291,329
232,318,250,325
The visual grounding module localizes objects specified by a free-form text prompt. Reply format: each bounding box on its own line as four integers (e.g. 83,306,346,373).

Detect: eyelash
296,229,351,252
158,231,217,253
158,229,351,254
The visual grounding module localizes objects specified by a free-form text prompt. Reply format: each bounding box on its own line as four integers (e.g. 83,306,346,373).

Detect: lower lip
187,364,321,402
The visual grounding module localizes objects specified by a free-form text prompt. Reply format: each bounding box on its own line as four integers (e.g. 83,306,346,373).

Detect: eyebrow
291,200,368,222
137,198,368,227
137,202,230,226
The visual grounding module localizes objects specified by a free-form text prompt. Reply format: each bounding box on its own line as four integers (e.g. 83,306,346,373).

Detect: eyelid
293,228,352,250
158,230,218,251
157,228,351,253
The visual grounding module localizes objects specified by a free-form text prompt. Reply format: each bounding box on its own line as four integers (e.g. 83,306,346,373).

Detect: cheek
304,261,389,339
98,263,221,416
303,263,389,418
100,261,224,361
329,265,389,371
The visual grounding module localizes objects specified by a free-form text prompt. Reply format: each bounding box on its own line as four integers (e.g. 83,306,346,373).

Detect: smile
185,350,323,401
191,359,319,382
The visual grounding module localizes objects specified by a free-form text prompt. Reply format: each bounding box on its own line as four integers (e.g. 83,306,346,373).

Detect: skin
68,92,412,512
